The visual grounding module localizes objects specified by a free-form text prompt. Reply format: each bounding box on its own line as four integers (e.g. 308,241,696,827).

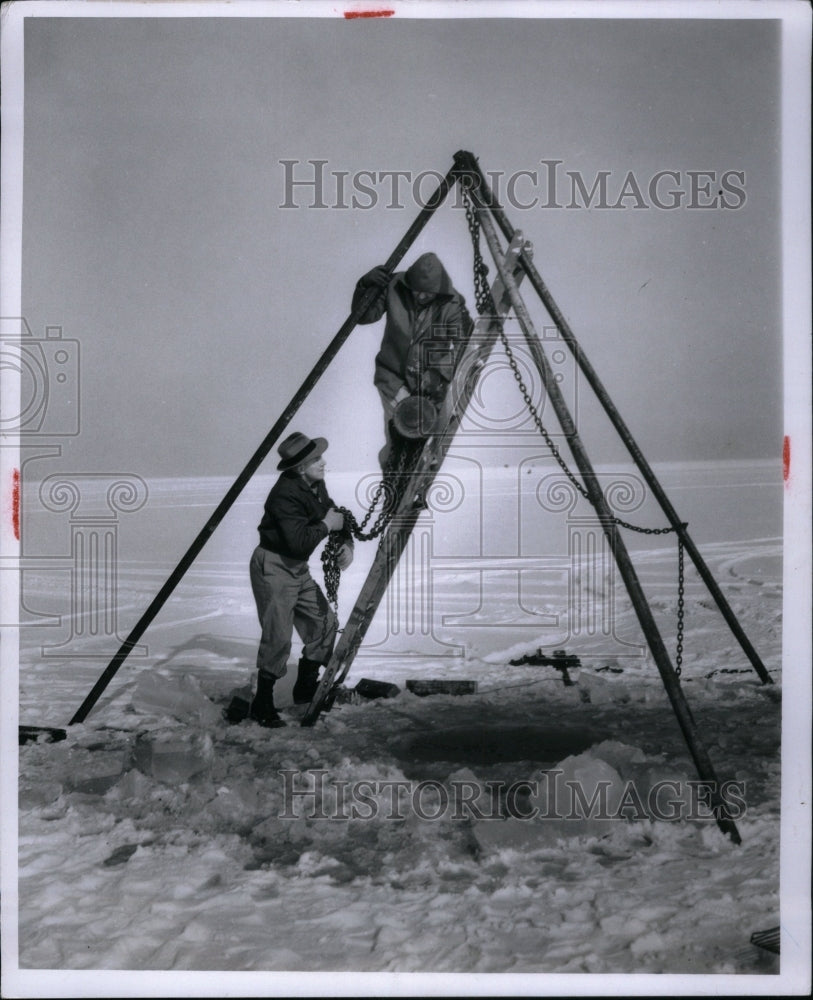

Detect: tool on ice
19,725,66,745
509,648,580,686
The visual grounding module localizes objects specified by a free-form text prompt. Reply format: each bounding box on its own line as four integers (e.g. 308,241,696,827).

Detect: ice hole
392,724,601,769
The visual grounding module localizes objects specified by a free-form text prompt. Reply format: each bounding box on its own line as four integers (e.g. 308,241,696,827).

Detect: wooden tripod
301,153,772,844
58,152,772,844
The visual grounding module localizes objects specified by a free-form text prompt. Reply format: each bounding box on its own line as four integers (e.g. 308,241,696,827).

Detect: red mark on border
344,9,395,18
783,435,790,484
11,467,20,540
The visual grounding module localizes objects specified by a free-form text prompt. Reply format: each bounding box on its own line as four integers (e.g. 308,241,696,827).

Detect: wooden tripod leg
474,201,742,843
300,235,533,727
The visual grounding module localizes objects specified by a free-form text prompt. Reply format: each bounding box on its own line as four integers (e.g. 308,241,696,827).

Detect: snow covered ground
7,458,803,993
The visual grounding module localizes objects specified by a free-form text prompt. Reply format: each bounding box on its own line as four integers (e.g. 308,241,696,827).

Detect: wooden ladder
301,230,532,726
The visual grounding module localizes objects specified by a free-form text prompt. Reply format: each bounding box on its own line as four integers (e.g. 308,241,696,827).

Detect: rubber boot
292,657,322,705
249,672,286,729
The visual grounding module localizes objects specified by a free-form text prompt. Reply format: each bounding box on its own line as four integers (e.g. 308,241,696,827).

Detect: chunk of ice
132,670,222,727
133,729,213,784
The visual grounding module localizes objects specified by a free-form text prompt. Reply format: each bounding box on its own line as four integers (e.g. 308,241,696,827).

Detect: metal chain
500,333,684,542
321,434,423,609
462,182,496,318
461,182,687,671
463,184,683,536
320,533,344,611
501,327,594,502
611,515,678,536
464,186,592,503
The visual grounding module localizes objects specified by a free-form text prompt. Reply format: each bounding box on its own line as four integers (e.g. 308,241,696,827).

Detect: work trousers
249,546,338,679
378,388,398,470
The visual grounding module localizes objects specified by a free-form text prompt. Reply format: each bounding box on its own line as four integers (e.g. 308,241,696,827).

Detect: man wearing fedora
248,432,354,728
352,252,474,468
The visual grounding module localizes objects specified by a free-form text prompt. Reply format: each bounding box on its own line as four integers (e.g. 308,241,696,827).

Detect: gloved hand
420,369,447,401
337,543,354,570
359,265,391,289
323,508,345,532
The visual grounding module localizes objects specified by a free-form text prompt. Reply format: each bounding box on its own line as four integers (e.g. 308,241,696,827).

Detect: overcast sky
18,8,782,478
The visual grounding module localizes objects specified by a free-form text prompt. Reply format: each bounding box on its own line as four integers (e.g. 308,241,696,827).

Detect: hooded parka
352,253,474,402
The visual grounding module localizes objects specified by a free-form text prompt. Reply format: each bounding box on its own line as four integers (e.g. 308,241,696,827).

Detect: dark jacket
353,265,474,401
257,472,353,562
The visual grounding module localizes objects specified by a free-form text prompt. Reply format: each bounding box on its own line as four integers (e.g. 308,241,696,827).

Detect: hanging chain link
675,537,685,676
320,533,345,612
464,185,592,503
321,434,424,609
461,182,687,672
463,186,495,318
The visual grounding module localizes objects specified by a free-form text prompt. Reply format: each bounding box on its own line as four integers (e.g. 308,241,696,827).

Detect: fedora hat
277,432,328,470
